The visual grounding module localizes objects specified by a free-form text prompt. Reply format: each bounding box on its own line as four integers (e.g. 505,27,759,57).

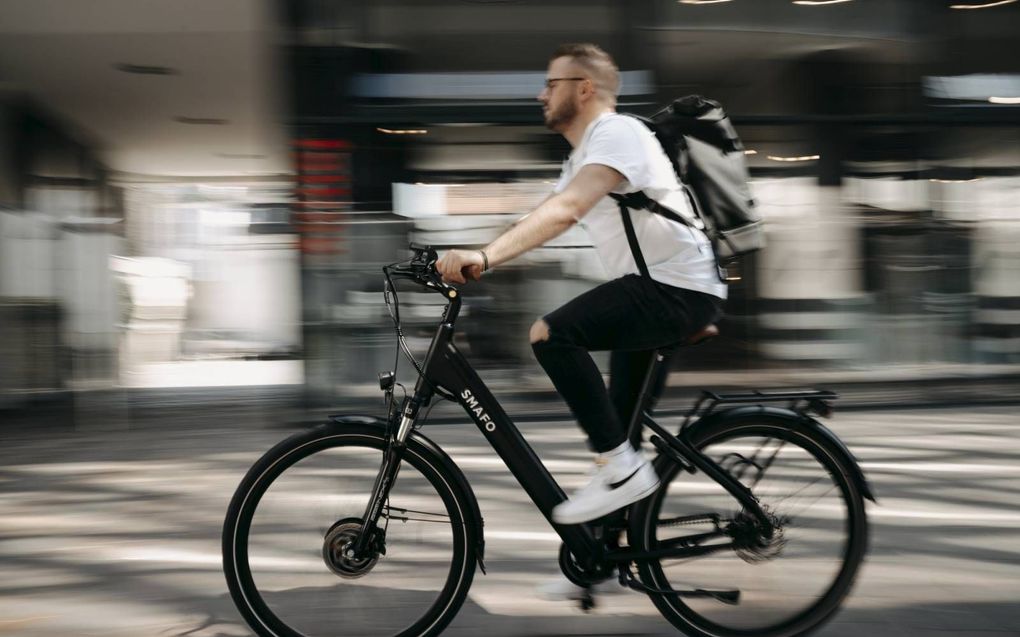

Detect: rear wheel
223,423,477,637
632,417,868,637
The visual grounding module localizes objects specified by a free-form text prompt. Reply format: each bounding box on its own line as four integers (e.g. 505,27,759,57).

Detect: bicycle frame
348,247,786,575
225,245,872,637
420,316,605,565
360,281,773,572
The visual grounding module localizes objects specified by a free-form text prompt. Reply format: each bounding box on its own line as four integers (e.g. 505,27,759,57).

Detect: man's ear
575,80,592,105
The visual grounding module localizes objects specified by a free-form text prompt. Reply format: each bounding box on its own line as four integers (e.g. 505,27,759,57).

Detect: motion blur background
1,0,1019,420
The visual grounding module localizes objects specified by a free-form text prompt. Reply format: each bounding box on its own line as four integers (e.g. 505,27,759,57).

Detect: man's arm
437,164,624,283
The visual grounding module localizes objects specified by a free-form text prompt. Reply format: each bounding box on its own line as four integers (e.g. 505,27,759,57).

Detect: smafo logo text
461,389,496,432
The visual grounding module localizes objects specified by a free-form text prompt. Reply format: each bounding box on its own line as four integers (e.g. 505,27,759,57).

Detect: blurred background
2,3,1020,636
1,0,1019,417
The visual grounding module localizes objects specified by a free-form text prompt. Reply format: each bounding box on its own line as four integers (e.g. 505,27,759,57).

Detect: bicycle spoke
383,505,454,524
226,436,471,637
765,481,839,521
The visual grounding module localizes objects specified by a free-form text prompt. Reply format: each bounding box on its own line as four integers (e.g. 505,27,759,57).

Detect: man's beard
544,97,578,132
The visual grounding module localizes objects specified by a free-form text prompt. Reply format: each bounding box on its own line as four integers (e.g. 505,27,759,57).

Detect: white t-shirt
554,112,727,300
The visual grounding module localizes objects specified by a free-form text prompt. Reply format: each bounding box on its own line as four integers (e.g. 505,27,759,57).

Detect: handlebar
384,243,462,321
385,243,447,288
409,242,439,270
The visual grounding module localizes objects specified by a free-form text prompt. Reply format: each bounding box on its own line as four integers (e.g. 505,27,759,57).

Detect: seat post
625,349,669,449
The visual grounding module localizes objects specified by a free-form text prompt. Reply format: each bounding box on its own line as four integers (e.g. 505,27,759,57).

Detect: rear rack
680,389,838,431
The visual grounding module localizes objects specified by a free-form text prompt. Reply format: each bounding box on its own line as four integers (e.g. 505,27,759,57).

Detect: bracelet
477,249,490,272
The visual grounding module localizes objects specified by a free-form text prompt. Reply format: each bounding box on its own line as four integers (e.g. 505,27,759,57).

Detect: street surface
1,398,1018,636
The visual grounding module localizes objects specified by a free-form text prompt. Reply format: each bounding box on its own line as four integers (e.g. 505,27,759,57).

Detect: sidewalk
320,361,1020,415
5,362,1018,433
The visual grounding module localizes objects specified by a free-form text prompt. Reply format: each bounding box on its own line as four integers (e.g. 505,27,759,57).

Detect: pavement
1,390,1019,636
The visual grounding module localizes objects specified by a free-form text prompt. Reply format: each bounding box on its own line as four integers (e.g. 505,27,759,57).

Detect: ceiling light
767,154,820,162
377,127,427,135
744,149,758,155
929,178,982,183
792,0,853,5
175,116,229,125
678,0,732,4
114,63,178,75
950,0,1017,8
989,96,1020,104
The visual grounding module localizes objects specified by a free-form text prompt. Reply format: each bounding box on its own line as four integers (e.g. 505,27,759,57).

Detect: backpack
609,95,763,280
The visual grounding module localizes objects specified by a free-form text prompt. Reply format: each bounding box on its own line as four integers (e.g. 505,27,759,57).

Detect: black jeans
532,274,722,453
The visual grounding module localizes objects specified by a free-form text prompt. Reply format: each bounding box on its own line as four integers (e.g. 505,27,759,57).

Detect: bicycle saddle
685,324,719,346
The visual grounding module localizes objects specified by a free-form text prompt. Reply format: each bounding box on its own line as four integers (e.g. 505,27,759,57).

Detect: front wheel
223,423,477,637
631,417,868,637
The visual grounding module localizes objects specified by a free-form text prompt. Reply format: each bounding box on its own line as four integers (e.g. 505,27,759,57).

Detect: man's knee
529,319,550,344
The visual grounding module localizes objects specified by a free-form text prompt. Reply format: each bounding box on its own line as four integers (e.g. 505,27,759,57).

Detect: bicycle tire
223,421,478,637
630,415,868,637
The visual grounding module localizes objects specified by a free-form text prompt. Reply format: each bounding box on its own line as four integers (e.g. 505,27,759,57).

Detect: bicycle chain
659,514,721,528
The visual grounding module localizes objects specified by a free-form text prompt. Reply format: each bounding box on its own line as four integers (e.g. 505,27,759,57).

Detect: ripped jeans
531,274,722,453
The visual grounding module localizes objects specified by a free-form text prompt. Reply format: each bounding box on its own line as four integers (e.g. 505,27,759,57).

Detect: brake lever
388,262,450,293
408,243,439,265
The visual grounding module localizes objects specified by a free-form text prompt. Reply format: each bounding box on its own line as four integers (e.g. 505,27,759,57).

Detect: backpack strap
611,190,728,284
612,191,694,228
611,191,696,279
613,196,650,279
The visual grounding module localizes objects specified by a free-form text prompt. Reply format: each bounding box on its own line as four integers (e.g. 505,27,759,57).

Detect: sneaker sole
551,480,660,525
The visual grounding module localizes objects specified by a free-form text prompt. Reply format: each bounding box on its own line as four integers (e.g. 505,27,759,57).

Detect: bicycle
222,243,874,637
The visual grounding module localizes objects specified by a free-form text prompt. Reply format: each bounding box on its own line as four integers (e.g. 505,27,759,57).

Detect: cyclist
438,43,725,531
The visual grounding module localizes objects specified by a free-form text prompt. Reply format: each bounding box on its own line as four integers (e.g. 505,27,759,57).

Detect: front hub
323,518,380,578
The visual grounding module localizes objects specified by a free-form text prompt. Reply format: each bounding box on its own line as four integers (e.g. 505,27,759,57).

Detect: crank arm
618,565,740,605
607,540,736,562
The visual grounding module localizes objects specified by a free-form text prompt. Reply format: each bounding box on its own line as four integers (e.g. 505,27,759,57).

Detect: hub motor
323,518,381,578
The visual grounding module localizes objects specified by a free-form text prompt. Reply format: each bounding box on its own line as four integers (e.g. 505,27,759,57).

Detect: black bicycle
223,244,873,637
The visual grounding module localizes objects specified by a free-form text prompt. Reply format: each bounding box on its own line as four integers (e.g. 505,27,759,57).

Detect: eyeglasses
543,77,587,90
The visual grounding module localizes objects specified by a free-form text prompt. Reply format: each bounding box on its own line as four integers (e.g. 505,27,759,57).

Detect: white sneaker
537,574,631,602
552,458,659,525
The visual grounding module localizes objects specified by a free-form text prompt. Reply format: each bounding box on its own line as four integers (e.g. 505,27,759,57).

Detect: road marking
862,462,1020,474
0,616,58,631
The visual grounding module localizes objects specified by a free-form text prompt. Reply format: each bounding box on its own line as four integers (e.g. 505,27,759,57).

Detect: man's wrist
476,249,490,272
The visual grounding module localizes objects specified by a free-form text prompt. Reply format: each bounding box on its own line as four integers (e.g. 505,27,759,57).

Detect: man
437,44,725,527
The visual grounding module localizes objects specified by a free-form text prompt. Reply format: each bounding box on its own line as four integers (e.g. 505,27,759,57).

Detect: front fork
349,395,422,558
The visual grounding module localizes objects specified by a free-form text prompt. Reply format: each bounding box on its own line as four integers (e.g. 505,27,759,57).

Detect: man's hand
437,249,485,284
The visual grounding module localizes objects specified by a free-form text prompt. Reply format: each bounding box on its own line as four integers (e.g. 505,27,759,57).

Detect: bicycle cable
383,264,458,404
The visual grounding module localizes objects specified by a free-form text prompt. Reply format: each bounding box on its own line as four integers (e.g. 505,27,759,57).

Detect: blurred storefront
3,1,1017,410
0,95,123,406
278,0,1020,404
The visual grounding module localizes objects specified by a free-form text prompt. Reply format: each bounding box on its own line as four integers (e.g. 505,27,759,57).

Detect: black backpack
610,95,763,280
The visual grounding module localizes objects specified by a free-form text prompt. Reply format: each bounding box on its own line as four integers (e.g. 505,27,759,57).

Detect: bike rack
680,389,838,431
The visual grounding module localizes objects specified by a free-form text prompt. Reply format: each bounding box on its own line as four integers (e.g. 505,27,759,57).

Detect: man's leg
532,275,716,452
530,276,722,524
530,316,627,453
608,349,673,449
531,276,715,523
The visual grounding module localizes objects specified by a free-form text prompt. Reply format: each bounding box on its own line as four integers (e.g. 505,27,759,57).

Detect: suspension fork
350,395,422,557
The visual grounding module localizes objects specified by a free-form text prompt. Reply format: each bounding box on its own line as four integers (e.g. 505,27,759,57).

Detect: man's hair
550,43,620,106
